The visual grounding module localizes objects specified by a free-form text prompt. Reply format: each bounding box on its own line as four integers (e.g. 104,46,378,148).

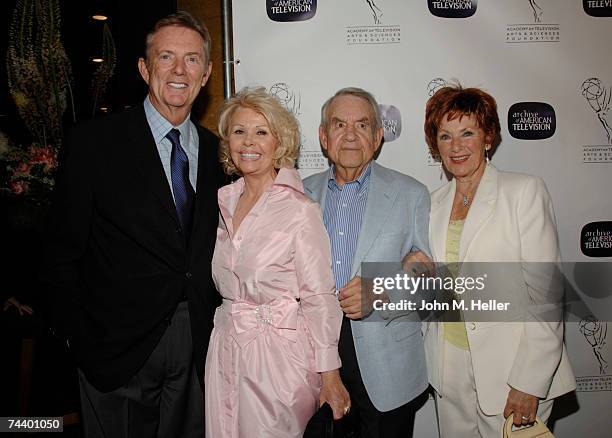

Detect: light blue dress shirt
323,163,372,290
143,96,200,199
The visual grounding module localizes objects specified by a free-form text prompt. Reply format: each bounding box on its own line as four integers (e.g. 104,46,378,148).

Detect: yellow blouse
443,219,470,350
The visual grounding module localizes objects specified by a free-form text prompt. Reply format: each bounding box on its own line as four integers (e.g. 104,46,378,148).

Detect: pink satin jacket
205,167,342,437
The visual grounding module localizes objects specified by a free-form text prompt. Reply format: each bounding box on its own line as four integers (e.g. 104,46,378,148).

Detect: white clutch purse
503,416,554,438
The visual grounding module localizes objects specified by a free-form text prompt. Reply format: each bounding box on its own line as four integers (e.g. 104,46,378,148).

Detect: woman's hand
503,387,539,426
401,250,435,277
319,369,350,420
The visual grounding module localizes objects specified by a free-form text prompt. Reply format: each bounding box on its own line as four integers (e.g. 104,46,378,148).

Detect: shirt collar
143,96,192,145
220,167,304,202
217,167,304,227
327,162,373,192
272,167,305,194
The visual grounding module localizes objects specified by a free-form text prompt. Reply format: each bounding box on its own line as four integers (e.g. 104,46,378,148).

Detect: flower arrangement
1,130,58,205
2,0,70,205
2,0,116,207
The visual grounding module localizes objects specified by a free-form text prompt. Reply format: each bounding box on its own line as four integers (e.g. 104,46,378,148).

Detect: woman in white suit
422,85,575,437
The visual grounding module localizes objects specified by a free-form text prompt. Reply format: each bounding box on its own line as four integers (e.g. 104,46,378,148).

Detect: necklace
456,189,472,207
457,181,479,208
456,167,485,208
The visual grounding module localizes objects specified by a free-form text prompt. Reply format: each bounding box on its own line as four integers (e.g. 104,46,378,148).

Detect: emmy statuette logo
365,0,383,24
582,78,612,144
579,316,608,375
528,0,543,23
267,82,323,170
268,83,301,117
581,78,612,163
425,78,447,165
427,78,448,97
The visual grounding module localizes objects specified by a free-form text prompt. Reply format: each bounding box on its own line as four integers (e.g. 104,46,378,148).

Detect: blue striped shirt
323,163,372,290
143,96,199,199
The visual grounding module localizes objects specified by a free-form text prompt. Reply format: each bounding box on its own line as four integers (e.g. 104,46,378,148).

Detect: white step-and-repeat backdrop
231,1,612,436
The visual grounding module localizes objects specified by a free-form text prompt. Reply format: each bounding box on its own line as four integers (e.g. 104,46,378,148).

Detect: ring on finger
344,406,350,414
521,415,530,421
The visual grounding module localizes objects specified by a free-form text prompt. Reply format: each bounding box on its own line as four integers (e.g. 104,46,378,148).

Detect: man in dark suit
41,11,224,437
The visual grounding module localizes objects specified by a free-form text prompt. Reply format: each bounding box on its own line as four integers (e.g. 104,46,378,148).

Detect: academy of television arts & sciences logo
506,0,560,43
346,1,400,46
581,77,612,163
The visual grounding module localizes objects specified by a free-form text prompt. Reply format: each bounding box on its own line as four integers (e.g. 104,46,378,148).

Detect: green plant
6,0,74,150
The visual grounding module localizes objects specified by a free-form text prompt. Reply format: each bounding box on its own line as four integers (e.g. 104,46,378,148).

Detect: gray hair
320,87,383,133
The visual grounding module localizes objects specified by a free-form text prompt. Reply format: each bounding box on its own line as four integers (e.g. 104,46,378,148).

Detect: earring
485,145,490,163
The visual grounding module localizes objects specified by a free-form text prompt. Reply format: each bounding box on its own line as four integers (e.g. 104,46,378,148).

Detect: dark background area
0,0,177,143
1,0,225,429
1,0,177,427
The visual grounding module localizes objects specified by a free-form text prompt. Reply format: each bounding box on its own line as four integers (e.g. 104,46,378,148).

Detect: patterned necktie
166,129,195,237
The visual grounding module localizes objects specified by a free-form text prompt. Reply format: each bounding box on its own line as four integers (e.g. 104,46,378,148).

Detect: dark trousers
339,317,425,438
78,302,203,438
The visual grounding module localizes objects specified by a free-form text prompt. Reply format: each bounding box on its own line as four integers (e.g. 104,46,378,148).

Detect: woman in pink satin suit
205,87,350,437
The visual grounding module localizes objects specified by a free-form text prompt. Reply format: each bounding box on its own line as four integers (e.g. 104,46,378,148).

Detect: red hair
424,85,501,155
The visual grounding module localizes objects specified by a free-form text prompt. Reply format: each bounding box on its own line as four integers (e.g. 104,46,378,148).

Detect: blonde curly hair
218,87,301,176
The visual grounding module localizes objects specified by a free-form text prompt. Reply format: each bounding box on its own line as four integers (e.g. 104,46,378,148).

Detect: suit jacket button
185,272,192,279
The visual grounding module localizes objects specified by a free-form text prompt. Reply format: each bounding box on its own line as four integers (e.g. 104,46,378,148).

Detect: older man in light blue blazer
303,87,431,438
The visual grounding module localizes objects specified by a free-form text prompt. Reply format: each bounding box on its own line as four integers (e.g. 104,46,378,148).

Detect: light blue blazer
304,161,431,412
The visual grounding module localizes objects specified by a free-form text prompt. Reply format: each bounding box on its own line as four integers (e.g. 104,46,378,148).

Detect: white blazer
424,164,576,415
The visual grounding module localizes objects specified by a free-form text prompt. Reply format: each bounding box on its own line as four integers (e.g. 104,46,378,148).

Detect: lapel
350,162,399,276
430,179,455,262
127,107,180,228
459,164,498,261
303,169,330,207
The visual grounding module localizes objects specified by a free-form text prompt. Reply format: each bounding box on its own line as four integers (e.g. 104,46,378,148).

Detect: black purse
303,403,335,438
303,403,357,438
